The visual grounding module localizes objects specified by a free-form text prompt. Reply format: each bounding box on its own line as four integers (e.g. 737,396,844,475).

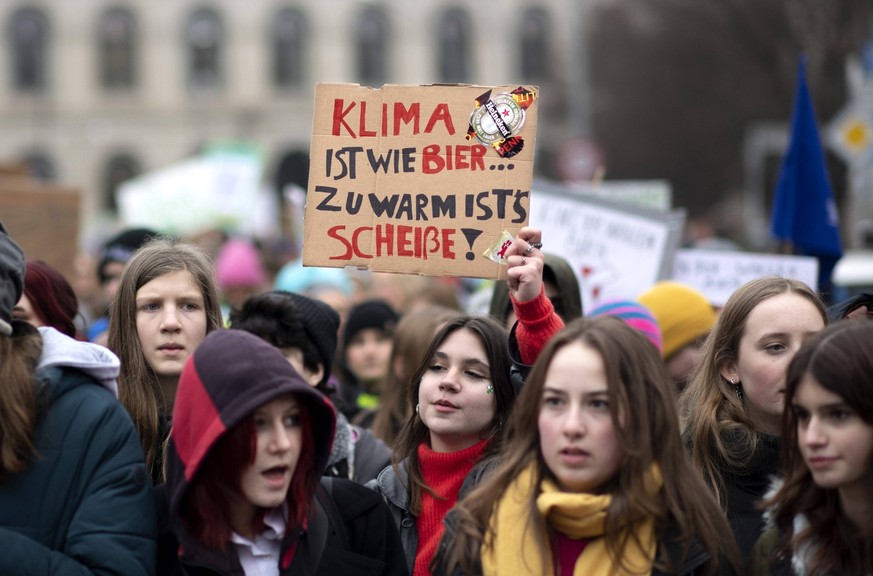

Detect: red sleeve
510,286,564,365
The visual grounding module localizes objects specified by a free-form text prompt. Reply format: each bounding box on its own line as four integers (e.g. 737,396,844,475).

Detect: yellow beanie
638,281,716,359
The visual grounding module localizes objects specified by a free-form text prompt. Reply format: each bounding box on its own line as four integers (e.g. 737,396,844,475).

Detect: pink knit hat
588,299,663,353
215,238,266,289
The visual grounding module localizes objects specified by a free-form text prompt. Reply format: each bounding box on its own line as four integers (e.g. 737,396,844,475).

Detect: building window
103,154,140,212
99,7,136,89
23,151,55,181
9,7,49,92
186,8,223,89
520,7,550,83
356,7,388,87
437,8,471,84
273,7,306,88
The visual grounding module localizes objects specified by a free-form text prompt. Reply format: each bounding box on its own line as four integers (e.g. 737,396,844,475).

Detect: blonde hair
678,276,826,506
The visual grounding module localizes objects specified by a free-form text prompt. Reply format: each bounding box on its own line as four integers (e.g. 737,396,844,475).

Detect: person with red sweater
368,228,563,575
489,227,571,393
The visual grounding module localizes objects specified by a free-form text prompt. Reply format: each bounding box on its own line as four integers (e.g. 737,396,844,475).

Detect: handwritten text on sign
303,83,538,279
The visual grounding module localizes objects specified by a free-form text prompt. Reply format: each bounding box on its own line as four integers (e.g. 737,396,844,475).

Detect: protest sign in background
0,178,80,282
672,249,818,306
117,144,264,236
568,180,673,211
528,178,685,312
303,83,538,279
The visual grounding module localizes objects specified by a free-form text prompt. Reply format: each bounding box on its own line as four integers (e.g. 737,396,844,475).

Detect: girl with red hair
13,260,80,338
160,329,407,575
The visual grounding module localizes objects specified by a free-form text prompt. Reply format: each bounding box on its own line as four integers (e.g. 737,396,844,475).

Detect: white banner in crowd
567,180,673,211
672,249,819,307
117,146,264,236
529,178,685,312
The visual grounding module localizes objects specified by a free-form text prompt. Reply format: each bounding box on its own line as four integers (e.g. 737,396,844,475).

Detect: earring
486,385,494,395
729,378,743,399
415,404,420,414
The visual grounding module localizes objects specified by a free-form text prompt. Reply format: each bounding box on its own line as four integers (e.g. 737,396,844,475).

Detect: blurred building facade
0,0,591,239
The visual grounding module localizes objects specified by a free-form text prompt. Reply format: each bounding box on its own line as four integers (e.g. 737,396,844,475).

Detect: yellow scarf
481,463,662,576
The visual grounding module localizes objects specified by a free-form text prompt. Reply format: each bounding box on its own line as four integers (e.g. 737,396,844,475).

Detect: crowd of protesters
1,219,871,575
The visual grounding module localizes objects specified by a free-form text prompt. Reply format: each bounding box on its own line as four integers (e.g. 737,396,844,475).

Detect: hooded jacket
161,329,408,576
0,326,157,575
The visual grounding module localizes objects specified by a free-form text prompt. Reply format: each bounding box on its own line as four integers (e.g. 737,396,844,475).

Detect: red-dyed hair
182,399,318,550
24,260,79,338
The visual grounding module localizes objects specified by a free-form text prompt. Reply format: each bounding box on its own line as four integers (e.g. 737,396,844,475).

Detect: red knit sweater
414,439,488,575
512,285,565,365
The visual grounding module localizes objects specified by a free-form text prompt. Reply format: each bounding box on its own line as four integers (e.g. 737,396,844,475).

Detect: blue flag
771,57,842,289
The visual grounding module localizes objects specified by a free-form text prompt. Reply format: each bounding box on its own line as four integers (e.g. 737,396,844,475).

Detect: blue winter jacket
0,327,157,575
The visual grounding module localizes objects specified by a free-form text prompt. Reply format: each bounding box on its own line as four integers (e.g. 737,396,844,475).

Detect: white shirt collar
230,505,288,576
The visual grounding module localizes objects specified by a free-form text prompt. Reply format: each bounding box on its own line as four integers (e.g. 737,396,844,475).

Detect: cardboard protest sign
303,83,538,279
528,178,685,312
672,249,818,306
0,178,80,281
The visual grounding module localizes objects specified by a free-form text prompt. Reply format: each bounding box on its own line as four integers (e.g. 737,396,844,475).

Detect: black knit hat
342,299,399,348
286,292,340,387
98,227,158,283
0,222,26,336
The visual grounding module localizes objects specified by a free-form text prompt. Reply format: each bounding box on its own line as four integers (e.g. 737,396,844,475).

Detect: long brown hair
765,320,873,574
107,237,223,474
0,322,43,479
678,276,826,507
444,316,740,575
371,305,464,447
391,315,513,516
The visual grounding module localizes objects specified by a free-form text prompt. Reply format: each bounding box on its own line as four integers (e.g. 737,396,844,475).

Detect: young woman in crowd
368,226,560,575
0,223,156,575
369,314,515,575
748,320,873,575
161,329,407,575
230,290,392,484
108,236,223,483
337,298,400,426
14,260,81,338
437,316,740,576
679,276,827,560
638,281,718,393
371,304,464,447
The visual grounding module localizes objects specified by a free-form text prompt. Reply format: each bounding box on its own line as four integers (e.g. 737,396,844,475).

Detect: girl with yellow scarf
435,316,741,576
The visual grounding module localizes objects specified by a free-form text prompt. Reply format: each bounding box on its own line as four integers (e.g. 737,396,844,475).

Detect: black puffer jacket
719,433,781,562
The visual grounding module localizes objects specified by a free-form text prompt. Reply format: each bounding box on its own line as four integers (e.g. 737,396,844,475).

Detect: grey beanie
0,222,26,336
